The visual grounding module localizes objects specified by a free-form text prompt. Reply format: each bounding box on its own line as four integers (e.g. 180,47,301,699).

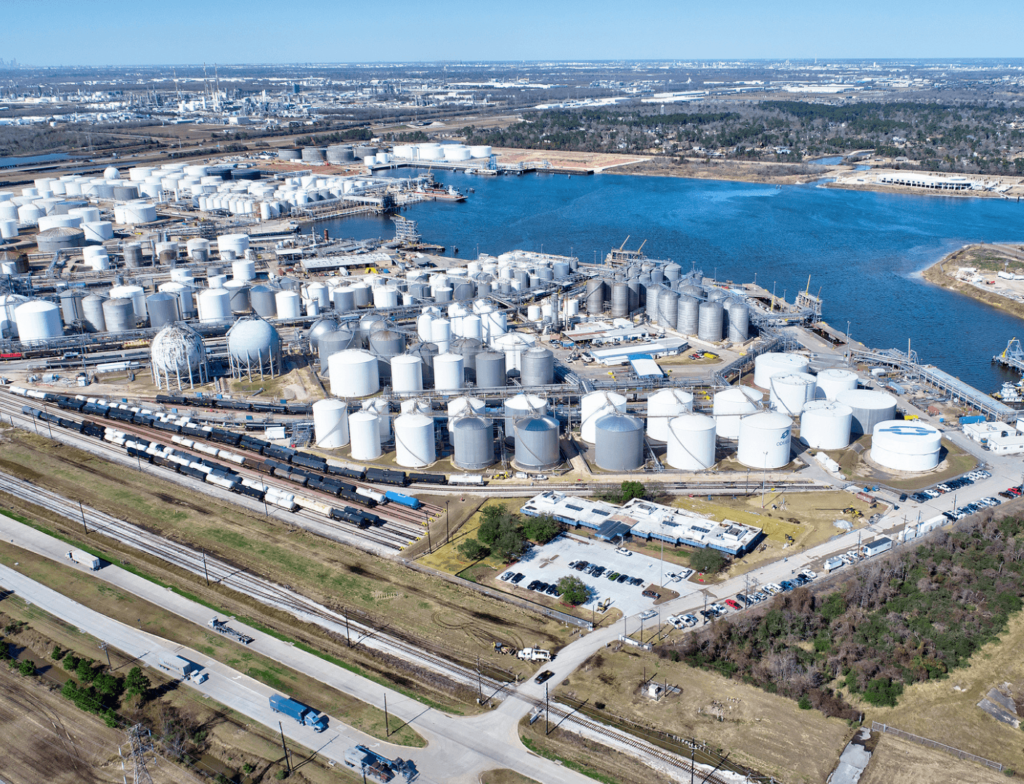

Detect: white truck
68,549,101,571
517,648,553,662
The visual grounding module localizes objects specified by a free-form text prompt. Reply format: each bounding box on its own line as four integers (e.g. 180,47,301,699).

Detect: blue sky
4,0,1021,66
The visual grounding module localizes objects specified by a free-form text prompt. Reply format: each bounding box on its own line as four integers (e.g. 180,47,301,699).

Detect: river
313,168,1024,393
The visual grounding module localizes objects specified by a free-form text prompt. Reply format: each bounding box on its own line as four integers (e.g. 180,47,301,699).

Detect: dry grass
832,436,977,491
417,498,525,575
479,770,541,784
559,647,853,784
859,735,1009,784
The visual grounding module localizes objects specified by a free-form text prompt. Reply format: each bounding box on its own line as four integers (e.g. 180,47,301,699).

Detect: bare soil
922,242,1024,324
859,734,1008,784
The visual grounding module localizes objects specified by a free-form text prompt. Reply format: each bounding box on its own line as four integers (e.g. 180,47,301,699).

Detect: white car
616,547,631,556
668,615,686,630
640,609,657,621
799,570,817,580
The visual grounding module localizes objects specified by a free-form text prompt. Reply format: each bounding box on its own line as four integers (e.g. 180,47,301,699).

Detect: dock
993,338,1024,374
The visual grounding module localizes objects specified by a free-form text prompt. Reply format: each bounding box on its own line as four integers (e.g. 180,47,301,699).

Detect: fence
870,722,1003,772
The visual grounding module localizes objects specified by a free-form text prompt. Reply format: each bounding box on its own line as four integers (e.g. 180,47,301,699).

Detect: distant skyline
4,0,1022,67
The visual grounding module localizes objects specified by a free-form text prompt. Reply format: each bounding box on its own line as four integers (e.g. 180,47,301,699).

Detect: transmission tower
124,724,154,784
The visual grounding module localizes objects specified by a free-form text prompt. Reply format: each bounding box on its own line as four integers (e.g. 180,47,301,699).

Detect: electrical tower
124,724,154,784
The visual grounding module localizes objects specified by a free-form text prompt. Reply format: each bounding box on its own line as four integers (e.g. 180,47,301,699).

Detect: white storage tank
492,332,535,370
769,372,817,416
430,318,451,354
503,393,547,442
581,391,627,443
666,414,717,470
314,399,349,448
232,259,256,282
738,412,792,469
800,400,853,450
837,389,898,435
275,290,302,319
447,396,485,430
815,368,860,401
871,421,942,473
394,413,436,468
646,388,694,441
361,397,392,442
433,353,464,391
348,411,382,460
14,300,62,342
713,386,763,440
391,354,424,393
328,350,380,398
754,353,810,389
108,284,146,321
197,288,232,322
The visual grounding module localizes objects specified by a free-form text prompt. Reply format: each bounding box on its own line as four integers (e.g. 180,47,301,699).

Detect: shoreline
921,243,1024,322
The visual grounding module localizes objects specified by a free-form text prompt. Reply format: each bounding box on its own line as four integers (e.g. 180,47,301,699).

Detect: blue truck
269,694,328,732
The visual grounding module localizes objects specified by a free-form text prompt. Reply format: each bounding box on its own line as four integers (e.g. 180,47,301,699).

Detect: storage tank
800,400,853,450
332,286,355,314
871,422,942,473
361,397,392,442
697,301,724,342
520,346,554,387
108,284,146,321
610,282,629,318
815,368,859,401
123,242,143,268
447,396,485,431
37,226,85,253
58,288,85,326
666,415,717,470
646,388,694,441
434,353,465,391
318,329,357,369
713,386,764,440
738,412,793,469
406,341,439,387
391,354,424,393
82,293,107,332
754,353,810,389
14,300,62,342
307,316,339,353
504,394,547,442
585,279,604,314
837,389,898,436
657,289,678,328
368,327,406,383
150,322,207,390
676,295,699,335
394,413,436,468
727,301,749,343
187,238,210,261
159,282,194,320
227,317,282,379
314,399,350,449
275,290,301,319
350,282,371,307
768,372,817,416
122,201,157,224
232,259,256,283
430,318,451,354
146,292,180,329
348,411,382,460
492,332,535,371
513,415,561,471
357,313,385,347
329,350,379,398
101,298,135,333
475,351,506,388
595,414,644,471
450,337,484,380
452,415,494,470
249,285,277,318
581,391,627,443
81,221,113,243
197,288,231,322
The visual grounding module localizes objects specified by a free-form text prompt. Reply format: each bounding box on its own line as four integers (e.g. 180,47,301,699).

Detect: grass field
859,735,1008,784
479,770,541,784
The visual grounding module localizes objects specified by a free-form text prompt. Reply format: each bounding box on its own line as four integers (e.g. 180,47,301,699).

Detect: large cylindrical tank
394,413,436,468
430,318,451,354
406,341,439,388
58,289,85,326
249,285,277,318
610,282,629,318
585,279,604,314
332,286,355,314
520,346,554,387
738,412,793,469
433,353,465,391
871,421,942,473
646,388,694,441
504,394,547,441
447,396,485,431
452,415,494,470
581,391,627,443
368,328,406,382
108,284,146,321
123,242,143,268
676,295,700,335
800,400,853,450
768,372,817,416
14,300,63,341
666,415,717,470
513,415,560,471
101,297,135,333
815,368,859,401
493,332,535,371
329,350,380,398
350,282,371,307
713,386,764,440
594,414,644,471
197,288,231,322
356,313,385,347
318,329,357,369
391,355,424,393
837,389,898,436
361,397,392,442
727,301,749,343
657,289,678,328
697,301,724,342
146,292,180,329
82,293,107,332
37,226,85,253
475,352,506,388
313,399,349,448
231,258,255,283
348,411,382,460
275,290,301,319
754,353,810,389
224,280,250,313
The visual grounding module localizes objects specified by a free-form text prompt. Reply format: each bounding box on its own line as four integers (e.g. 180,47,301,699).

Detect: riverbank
826,168,1024,200
604,155,849,184
922,243,1024,322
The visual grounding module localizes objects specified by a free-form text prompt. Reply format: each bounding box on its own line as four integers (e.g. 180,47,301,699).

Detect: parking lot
503,534,700,618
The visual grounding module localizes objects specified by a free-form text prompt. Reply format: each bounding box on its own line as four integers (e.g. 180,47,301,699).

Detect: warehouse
589,337,688,366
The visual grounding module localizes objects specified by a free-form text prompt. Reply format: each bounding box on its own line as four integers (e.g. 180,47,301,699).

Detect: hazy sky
5,0,1022,66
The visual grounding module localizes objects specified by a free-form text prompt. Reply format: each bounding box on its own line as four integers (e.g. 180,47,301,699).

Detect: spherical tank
146,292,180,329
329,350,380,398
769,372,817,416
447,396,485,431
595,414,644,471
870,421,941,473
197,288,231,322
14,300,62,342
394,413,436,468
227,318,282,371
754,353,810,389
101,298,135,333
646,388,694,441
666,415,717,470
452,415,494,470
580,391,627,443
738,412,792,469
815,368,859,401
391,355,424,393
475,352,506,388
713,386,764,440
513,415,561,471
82,293,106,332
151,323,204,377
836,389,897,435
358,313,385,347
318,329,356,369
348,411,382,460
800,400,853,450
433,353,465,391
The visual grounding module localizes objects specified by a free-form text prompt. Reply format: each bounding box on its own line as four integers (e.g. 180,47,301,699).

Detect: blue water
317,169,1024,393
0,152,72,168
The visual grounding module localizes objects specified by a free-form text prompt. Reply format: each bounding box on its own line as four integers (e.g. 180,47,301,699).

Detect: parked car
629,577,644,586
607,572,620,581
642,589,661,599
527,580,540,591
682,614,699,626
512,573,525,584
501,571,515,581
800,570,817,580
575,561,589,571
725,599,741,610
615,547,631,556
616,574,629,584
534,670,555,685
640,609,657,621
668,615,686,630
546,584,559,596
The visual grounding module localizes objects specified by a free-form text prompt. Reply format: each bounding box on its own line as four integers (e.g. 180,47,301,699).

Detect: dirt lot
830,435,977,491
923,242,1024,324
608,155,850,185
479,770,540,784
860,735,1008,784
491,146,648,172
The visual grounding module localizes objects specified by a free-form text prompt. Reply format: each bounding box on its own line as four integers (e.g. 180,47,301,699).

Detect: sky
4,0,1023,66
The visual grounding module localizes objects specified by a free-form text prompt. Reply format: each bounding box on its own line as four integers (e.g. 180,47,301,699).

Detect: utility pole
545,683,550,735
201,549,210,586
477,655,482,704
345,610,351,646
277,722,291,774
446,501,450,544
384,693,390,737
80,500,88,534
99,641,110,668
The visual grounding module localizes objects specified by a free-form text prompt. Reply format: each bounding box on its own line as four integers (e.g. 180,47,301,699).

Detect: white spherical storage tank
433,353,464,391
14,300,62,342
394,413,436,468
581,391,627,443
329,350,380,398
391,355,424,393
815,368,859,400
646,388,694,441
754,353,810,389
769,372,817,416
313,399,349,448
738,412,793,469
713,386,763,440
836,389,898,435
800,400,853,450
348,411,382,460
666,415,717,470
871,421,942,473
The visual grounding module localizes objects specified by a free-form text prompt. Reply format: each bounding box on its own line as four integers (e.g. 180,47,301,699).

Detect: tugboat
994,382,1024,404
